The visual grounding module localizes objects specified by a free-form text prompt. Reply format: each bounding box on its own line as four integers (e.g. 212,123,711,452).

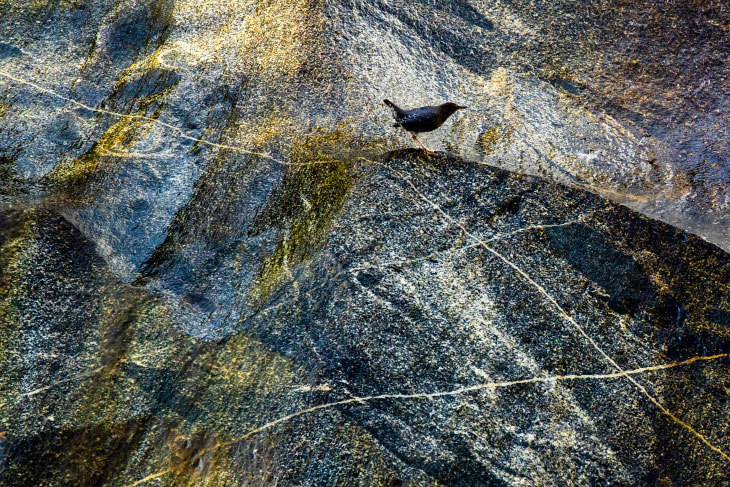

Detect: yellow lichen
238,0,319,77
249,152,353,308
47,114,153,192
168,0,327,78
0,215,38,373
240,113,295,150
46,83,175,199
248,126,391,308
477,124,513,154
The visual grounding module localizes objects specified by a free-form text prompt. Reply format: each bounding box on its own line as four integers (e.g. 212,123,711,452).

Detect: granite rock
0,1,729,486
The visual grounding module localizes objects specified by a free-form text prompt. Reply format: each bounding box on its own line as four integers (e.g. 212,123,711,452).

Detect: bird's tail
383,99,405,117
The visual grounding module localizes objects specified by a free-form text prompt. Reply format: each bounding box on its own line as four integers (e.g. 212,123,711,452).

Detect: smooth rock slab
2,150,729,486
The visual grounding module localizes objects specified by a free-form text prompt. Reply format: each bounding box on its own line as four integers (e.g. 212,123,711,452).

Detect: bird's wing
398,107,432,125
398,113,418,124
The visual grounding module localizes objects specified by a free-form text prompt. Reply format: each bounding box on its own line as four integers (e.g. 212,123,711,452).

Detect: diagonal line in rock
0,70,330,167
126,352,729,486
3,69,728,477
381,160,730,463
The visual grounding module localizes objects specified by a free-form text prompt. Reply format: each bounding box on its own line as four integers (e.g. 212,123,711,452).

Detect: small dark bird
384,99,467,151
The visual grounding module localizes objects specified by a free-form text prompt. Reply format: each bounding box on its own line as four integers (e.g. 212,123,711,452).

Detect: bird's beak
457,105,467,110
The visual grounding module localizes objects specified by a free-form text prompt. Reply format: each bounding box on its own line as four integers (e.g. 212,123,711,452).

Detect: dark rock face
1,1,729,486
2,150,730,485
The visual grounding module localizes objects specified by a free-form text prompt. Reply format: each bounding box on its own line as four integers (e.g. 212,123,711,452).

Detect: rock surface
2,149,730,485
0,1,729,486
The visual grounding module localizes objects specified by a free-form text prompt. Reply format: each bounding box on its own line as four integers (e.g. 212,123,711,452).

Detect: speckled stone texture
0,1,729,486
2,149,730,485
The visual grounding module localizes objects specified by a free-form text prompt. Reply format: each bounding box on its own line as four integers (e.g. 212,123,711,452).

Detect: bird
384,99,467,151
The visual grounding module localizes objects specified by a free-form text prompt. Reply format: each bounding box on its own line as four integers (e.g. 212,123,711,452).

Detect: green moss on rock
249,127,390,307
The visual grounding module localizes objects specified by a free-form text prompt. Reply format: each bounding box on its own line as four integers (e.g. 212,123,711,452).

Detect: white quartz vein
1,70,728,478
0,69,325,167
127,352,729,486
382,160,730,463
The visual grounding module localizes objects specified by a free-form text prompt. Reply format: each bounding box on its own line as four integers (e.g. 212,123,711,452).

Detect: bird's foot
411,133,432,152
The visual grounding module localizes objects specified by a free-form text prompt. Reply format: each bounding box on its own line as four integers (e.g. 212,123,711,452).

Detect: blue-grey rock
0,1,729,485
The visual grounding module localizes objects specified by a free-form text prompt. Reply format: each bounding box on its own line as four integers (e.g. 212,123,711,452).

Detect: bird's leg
410,132,430,152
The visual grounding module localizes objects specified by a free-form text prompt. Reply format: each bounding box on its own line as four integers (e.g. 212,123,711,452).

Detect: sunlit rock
1,1,729,485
